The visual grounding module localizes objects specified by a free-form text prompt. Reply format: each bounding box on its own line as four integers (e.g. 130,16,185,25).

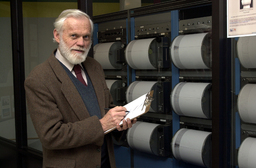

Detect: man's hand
117,117,137,131
100,106,126,132
100,106,137,132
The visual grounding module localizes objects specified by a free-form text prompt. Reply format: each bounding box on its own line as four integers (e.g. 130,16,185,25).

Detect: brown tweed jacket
25,50,116,168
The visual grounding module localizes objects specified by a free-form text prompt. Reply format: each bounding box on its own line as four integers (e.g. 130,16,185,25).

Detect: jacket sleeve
24,69,104,150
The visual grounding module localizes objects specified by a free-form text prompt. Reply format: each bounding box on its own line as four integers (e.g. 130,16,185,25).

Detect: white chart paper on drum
171,82,211,118
126,81,156,103
171,33,210,69
238,137,256,168
106,80,117,89
172,128,211,167
127,121,160,154
94,42,115,69
237,36,256,68
238,84,256,124
125,38,156,69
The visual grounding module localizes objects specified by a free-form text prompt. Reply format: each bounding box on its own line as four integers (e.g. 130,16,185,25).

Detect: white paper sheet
104,92,150,134
125,38,156,69
126,81,156,103
105,80,117,90
237,36,256,68
171,82,211,118
172,128,211,167
126,121,160,154
238,137,256,168
93,42,116,69
238,84,256,124
171,33,210,69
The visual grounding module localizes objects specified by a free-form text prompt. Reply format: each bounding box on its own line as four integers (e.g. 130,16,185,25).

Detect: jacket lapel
48,53,90,120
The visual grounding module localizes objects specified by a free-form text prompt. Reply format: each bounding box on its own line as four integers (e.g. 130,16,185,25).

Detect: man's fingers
116,125,122,131
122,120,128,130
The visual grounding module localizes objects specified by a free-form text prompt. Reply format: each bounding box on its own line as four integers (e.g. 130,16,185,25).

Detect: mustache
70,47,86,51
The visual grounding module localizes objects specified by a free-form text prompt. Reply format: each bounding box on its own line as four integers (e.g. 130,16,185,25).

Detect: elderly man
25,9,136,168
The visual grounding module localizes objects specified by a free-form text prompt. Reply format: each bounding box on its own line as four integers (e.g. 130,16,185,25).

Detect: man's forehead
64,16,88,25
63,16,91,31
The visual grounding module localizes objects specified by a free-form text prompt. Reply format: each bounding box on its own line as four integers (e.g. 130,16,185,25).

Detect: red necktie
73,64,87,86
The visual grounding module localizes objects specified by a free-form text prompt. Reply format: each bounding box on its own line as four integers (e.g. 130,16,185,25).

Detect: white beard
59,38,91,65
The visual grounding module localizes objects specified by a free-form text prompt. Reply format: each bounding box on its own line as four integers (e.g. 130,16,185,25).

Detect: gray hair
53,9,94,42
